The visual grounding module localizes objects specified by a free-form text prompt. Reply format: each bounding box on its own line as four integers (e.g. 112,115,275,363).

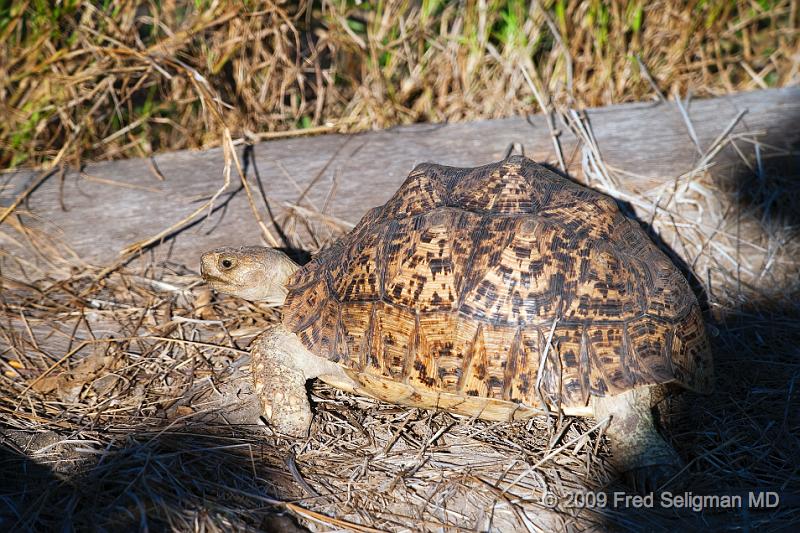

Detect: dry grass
1,0,798,168
2,97,800,530
2,1,800,532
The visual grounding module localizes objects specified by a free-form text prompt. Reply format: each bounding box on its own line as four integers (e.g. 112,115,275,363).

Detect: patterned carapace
282,156,712,411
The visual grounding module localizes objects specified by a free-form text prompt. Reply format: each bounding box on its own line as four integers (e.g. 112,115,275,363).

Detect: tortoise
201,156,712,491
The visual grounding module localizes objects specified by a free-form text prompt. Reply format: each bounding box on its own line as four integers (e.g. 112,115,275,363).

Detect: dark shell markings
282,156,712,414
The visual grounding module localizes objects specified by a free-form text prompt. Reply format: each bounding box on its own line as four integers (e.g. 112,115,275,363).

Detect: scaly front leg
251,324,355,437
251,325,314,436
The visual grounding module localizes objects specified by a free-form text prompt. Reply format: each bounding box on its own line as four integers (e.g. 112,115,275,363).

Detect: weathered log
1,87,798,274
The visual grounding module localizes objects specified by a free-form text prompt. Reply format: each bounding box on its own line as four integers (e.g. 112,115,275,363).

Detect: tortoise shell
281,156,712,418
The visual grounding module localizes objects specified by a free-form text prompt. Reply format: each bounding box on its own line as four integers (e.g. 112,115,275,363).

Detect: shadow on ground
3,104,800,533
0,430,308,532
596,103,800,531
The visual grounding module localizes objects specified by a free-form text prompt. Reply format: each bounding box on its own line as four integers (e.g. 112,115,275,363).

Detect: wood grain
1,87,798,275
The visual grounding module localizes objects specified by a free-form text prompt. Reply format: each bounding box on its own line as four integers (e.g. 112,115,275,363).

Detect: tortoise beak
200,251,219,280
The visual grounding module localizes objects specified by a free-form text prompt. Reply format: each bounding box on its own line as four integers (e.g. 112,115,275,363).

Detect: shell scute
330,219,385,302
459,218,574,325
561,242,645,322
642,253,695,319
449,164,536,214
383,209,478,312
382,164,449,218
283,156,713,415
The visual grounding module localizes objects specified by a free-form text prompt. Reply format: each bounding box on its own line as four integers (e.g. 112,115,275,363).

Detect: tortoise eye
220,258,235,270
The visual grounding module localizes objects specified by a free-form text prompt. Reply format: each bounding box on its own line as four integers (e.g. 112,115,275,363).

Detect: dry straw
1,1,798,168
2,1,800,532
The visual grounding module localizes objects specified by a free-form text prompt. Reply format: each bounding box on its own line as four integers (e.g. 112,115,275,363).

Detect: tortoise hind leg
251,324,352,436
593,387,682,493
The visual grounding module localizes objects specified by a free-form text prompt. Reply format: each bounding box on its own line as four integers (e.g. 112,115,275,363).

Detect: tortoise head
200,246,299,306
